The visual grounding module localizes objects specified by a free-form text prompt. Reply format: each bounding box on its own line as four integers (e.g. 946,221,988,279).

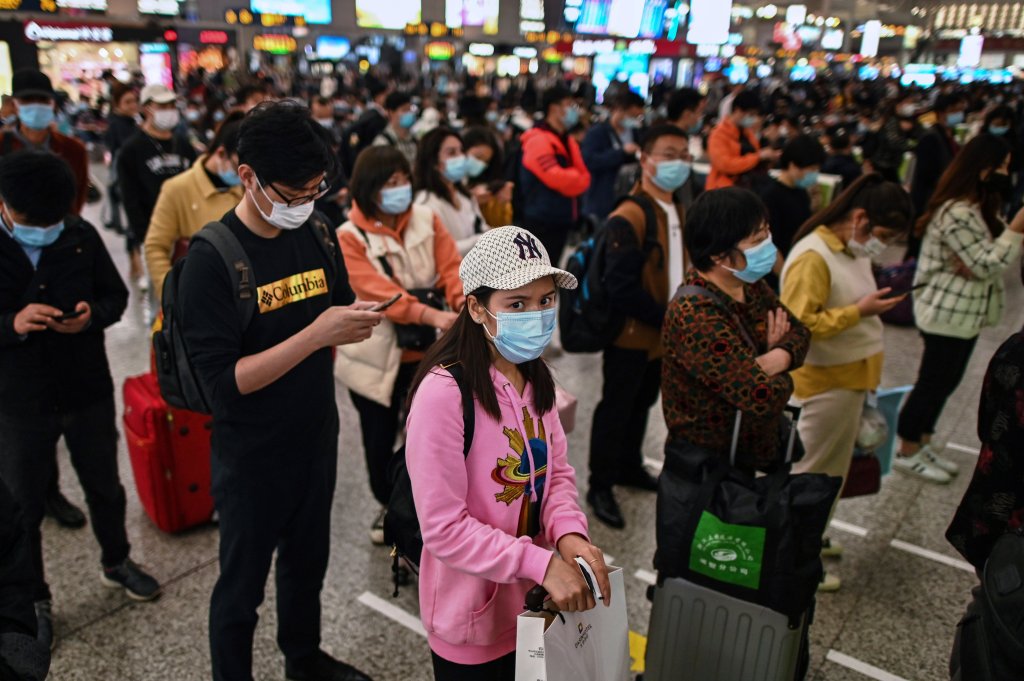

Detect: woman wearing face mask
336,145,465,545
102,82,138,236
894,134,1024,484
663,188,810,475
414,127,488,256
143,116,245,298
780,174,913,591
978,105,1023,209
463,126,514,228
404,226,611,680
866,100,916,184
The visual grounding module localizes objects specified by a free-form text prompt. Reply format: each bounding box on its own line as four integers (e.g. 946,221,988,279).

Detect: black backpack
559,195,660,353
383,362,474,596
951,527,1024,680
153,215,338,413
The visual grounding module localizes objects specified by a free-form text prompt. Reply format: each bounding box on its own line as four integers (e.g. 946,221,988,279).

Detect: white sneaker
921,446,959,476
369,508,386,545
136,275,150,291
893,451,952,484
821,537,843,559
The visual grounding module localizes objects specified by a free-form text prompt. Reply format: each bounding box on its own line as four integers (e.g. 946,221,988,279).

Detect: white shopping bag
514,566,630,681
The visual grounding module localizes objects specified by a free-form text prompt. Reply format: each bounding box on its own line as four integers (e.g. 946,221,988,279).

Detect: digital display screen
251,0,331,24
446,0,499,35
355,0,421,29
687,0,732,46
139,0,180,15
316,36,350,60
901,63,937,88
790,65,817,81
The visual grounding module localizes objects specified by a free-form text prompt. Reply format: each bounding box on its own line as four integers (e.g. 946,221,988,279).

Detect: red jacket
706,118,762,191
0,128,89,215
518,123,591,224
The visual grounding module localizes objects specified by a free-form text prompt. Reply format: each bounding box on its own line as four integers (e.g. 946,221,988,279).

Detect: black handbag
354,226,444,351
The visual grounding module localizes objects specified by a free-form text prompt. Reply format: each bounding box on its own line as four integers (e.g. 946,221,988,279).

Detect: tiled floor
37,182,1023,680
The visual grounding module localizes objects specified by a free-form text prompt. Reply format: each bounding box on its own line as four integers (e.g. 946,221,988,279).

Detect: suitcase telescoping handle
524,585,566,624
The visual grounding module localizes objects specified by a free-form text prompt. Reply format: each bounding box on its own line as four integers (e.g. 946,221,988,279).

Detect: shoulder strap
617,195,661,252
442,362,475,458
352,224,396,280
307,210,339,286
676,284,758,352
193,222,256,330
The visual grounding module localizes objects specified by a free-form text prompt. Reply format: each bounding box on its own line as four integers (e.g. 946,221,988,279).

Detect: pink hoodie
405,364,590,665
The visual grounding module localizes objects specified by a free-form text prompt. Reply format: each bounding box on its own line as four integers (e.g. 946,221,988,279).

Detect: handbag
842,401,886,499
654,412,841,623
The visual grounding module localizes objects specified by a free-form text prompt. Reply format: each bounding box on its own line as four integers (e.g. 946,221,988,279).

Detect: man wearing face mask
371,91,418,167
757,134,827,269
587,125,691,529
0,151,161,651
665,87,706,138
908,93,966,257
177,102,379,681
518,86,591,264
0,70,89,216
581,91,645,223
116,84,197,289
706,90,780,190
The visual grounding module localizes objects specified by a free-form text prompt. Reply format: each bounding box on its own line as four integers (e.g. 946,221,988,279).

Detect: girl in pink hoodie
405,226,613,680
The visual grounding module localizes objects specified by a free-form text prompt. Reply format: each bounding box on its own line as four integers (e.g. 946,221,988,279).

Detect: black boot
285,650,373,681
586,488,625,529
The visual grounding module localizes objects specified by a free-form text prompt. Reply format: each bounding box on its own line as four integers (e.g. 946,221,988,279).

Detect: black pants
0,396,129,602
898,332,978,442
522,220,570,267
208,444,338,681
349,361,418,507
431,651,515,681
589,347,662,491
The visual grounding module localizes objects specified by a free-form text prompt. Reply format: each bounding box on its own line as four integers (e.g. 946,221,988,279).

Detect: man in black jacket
0,151,160,651
908,93,965,257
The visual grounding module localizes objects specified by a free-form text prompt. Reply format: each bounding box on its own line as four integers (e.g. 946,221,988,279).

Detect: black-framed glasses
258,176,329,207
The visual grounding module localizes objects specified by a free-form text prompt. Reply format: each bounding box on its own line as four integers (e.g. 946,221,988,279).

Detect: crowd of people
1,59,1024,681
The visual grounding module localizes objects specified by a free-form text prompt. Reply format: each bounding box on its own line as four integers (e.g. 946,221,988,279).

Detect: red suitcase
122,373,215,533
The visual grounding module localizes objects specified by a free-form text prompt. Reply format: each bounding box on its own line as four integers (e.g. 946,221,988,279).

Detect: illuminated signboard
446,0,499,35
24,20,113,42
687,0,732,46
316,35,351,60
199,30,229,44
252,33,296,54
425,41,455,60
357,0,421,29
139,0,181,15
251,0,330,24
0,0,106,10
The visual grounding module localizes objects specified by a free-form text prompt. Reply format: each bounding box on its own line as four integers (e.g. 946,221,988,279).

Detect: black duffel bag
394,287,443,351
654,409,841,624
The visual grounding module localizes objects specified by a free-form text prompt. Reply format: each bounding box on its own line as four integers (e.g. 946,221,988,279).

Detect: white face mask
152,109,180,131
848,234,886,259
251,179,315,231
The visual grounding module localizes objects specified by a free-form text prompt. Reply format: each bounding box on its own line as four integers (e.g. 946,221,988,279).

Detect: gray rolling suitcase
644,577,807,681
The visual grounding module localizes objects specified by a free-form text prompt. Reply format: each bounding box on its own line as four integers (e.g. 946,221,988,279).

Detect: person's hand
759,147,781,162
308,305,382,348
856,288,904,317
1008,204,1024,234
47,302,92,335
423,307,458,332
496,182,514,204
623,142,640,156
471,184,492,203
13,303,62,335
755,347,792,376
557,533,612,607
541,555,595,613
765,308,791,348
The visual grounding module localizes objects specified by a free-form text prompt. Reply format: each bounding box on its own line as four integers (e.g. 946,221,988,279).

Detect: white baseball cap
140,83,176,105
459,226,577,296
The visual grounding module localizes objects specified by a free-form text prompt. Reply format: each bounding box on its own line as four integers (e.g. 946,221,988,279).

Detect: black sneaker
285,650,373,681
44,489,86,529
100,558,161,601
34,599,54,651
619,468,660,492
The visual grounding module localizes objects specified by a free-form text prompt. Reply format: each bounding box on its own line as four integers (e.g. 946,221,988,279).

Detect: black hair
407,286,556,421
610,91,644,111
312,96,331,108
237,101,338,188
733,90,762,114
640,124,688,154
829,130,852,151
234,83,268,105
541,85,573,115
462,126,503,185
349,145,412,220
0,150,76,224
984,104,1015,128
415,127,470,205
208,118,242,156
666,87,703,121
933,93,964,114
385,91,412,112
794,173,913,243
684,188,769,271
780,134,826,169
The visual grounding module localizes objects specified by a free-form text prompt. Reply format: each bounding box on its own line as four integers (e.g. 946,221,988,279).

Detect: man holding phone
0,150,161,650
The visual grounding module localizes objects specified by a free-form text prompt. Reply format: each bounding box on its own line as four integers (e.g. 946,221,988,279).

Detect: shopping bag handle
524,585,565,624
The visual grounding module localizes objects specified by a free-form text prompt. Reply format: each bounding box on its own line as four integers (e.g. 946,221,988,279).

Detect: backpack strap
615,194,663,258
193,222,256,330
442,362,475,458
307,210,339,285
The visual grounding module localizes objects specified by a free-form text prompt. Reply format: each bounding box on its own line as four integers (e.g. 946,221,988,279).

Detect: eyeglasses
259,177,329,207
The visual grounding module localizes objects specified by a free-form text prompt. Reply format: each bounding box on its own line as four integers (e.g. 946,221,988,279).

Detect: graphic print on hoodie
492,406,548,538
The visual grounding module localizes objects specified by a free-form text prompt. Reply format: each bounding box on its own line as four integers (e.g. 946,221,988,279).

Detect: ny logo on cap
513,232,542,260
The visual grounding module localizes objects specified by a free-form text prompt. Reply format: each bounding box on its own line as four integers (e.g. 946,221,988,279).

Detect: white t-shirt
655,197,684,297
415,190,485,256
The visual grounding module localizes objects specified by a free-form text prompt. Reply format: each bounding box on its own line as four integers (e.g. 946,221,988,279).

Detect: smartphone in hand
371,293,402,312
882,283,925,299
56,309,85,322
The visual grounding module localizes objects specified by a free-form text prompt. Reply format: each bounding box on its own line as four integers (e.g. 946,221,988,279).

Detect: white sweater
415,190,485,256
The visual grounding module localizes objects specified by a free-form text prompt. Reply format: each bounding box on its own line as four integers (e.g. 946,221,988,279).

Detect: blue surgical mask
687,119,703,135
651,160,691,192
562,105,580,129
465,155,488,178
18,103,54,131
485,110,500,123
946,111,965,127
399,111,417,129
989,125,1010,137
796,170,819,190
9,218,64,248
379,184,413,214
724,236,778,284
218,169,242,187
739,115,759,128
485,307,557,364
443,155,469,183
